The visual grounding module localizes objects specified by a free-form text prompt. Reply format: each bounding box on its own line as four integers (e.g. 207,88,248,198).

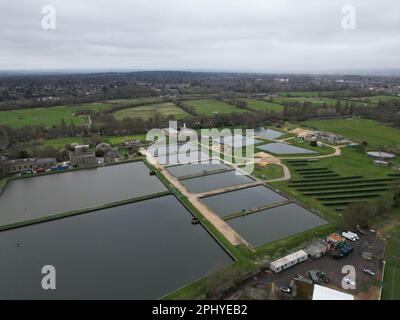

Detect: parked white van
347,231,360,240
342,231,357,242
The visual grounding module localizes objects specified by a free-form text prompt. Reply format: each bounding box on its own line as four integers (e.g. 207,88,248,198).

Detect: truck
35,168,46,174
308,270,321,284
338,243,353,258
317,271,329,283
50,164,69,172
342,231,357,242
330,242,353,259
21,170,33,176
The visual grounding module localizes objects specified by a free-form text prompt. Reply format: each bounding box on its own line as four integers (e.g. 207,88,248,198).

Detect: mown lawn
243,99,284,113
304,148,398,178
272,96,339,106
114,102,189,120
39,134,149,149
0,178,6,191
185,99,249,116
277,91,364,98
273,96,373,108
105,97,160,105
105,134,148,146
277,91,323,97
40,137,86,149
352,95,400,104
382,226,400,300
0,103,113,128
253,164,284,180
303,118,400,149
271,147,399,221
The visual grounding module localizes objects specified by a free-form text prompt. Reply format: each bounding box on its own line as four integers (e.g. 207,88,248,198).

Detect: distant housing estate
4,157,57,174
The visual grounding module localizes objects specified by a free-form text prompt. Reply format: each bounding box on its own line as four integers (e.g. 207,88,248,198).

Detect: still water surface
181,170,254,193
228,203,327,247
201,185,287,217
0,162,167,226
0,195,232,299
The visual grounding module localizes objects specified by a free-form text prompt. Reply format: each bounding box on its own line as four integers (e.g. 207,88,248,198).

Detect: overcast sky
0,0,399,73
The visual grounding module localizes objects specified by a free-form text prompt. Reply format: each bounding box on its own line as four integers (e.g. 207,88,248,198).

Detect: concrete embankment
0,178,7,196
223,200,292,221
0,190,171,232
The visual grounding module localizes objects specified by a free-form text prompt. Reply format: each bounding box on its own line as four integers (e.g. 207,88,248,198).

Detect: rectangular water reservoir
227,203,327,247
201,185,287,217
257,142,317,155
0,195,233,299
181,170,254,194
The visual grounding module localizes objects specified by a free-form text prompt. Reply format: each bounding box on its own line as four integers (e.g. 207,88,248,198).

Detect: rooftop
312,285,354,300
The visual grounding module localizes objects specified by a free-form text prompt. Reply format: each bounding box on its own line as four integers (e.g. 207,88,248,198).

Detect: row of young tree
282,99,400,126
342,182,400,230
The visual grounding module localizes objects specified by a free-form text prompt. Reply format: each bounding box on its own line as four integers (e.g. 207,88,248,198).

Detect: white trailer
270,250,308,273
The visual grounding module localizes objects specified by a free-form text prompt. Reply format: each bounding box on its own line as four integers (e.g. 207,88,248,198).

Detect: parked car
308,270,321,284
346,231,360,240
356,225,367,235
317,271,329,283
363,268,376,276
279,287,291,294
343,277,356,287
342,231,357,242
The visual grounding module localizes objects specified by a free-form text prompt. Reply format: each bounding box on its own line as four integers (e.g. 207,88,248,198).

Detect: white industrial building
312,285,354,300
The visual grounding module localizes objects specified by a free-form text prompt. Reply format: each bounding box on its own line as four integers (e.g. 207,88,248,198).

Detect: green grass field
253,164,284,180
277,91,323,97
272,96,339,106
185,99,249,116
39,137,86,149
352,95,400,104
39,134,149,149
243,99,284,113
273,96,373,108
105,134,148,146
0,103,113,128
0,177,6,191
303,118,400,149
114,102,189,120
307,148,398,178
272,146,399,221
105,97,160,105
277,91,362,98
382,227,400,300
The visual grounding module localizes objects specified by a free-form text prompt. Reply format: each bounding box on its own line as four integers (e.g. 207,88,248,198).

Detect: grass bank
382,223,400,300
0,177,7,194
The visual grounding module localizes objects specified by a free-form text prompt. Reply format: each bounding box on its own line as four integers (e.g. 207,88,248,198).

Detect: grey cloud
0,0,399,72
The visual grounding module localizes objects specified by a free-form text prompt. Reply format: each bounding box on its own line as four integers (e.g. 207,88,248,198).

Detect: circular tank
366,151,396,159
373,160,390,166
